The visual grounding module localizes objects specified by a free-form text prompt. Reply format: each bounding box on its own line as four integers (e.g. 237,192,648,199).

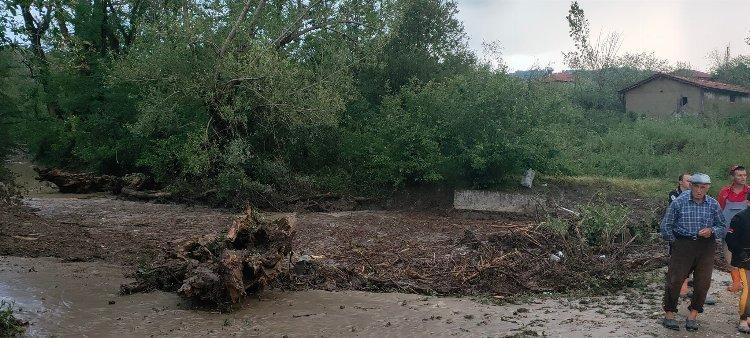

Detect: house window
681,97,688,106
731,95,737,103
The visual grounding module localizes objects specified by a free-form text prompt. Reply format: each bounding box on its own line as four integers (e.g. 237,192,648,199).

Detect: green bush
552,117,750,183
578,203,631,248
0,300,24,336
342,69,579,190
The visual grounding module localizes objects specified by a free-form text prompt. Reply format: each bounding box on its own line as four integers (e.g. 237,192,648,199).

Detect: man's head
678,172,691,190
690,173,711,201
730,165,747,186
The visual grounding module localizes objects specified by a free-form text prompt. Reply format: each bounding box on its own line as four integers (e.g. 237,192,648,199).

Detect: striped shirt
660,190,727,242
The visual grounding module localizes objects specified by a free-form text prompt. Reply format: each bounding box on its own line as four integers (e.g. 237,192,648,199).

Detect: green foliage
578,203,630,248
0,300,24,336
569,68,654,113
713,55,750,89
380,0,474,92
5,0,750,210
343,69,577,189
547,176,673,199
105,0,376,206
0,49,17,180
553,117,750,182
541,216,569,236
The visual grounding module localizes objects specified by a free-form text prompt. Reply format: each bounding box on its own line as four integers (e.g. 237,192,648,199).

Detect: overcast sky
455,0,750,72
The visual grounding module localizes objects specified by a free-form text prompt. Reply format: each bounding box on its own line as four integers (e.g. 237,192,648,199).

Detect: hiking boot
685,319,699,332
662,318,680,331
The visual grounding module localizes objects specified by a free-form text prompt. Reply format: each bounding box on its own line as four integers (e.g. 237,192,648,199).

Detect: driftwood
35,168,122,193
35,168,158,195
121,207,295,308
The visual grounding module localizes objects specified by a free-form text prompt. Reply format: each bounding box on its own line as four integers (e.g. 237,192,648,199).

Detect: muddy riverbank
0,256,665,337
1,158,743,336
2,255,740,337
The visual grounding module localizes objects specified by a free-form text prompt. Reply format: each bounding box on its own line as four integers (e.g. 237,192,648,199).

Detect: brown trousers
663,237,716,313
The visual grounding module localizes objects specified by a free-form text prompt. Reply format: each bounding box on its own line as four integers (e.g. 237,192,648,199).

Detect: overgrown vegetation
1,0,750,207
0,300,25,337
577,203,631,248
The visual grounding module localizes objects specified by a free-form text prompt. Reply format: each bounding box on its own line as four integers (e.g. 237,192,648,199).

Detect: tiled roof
544,72,574,83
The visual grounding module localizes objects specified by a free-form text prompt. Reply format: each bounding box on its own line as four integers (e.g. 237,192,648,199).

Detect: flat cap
690,173,711,184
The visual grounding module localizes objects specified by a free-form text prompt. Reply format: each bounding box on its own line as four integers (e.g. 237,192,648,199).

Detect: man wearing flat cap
660,173,727,332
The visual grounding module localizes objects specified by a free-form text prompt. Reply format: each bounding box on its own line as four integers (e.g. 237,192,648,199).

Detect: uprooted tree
121,207,295,308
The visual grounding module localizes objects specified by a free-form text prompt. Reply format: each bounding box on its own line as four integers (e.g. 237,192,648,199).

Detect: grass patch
543,175,673,199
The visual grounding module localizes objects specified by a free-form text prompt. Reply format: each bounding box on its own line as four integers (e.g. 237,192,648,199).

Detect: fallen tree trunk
35,168,122,193
121,207,295,309
35,168,158,195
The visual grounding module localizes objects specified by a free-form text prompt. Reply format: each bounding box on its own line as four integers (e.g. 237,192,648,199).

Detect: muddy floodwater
1,256,665,337
0,158,742,337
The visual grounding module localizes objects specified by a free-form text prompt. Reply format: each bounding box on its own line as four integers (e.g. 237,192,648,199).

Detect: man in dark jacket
668,172,693,297
669,172,692,204
725,206,750,332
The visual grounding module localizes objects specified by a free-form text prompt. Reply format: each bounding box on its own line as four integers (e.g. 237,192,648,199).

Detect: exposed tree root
120,207,294,309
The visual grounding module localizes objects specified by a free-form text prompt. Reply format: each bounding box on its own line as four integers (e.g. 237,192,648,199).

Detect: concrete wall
702,91,750,117
624,78,703,117
453,190,546,214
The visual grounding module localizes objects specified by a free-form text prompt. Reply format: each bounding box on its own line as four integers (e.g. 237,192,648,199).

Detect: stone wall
453,190,546,214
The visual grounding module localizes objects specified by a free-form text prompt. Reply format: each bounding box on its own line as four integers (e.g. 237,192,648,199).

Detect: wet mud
0,256,658,337
1,158,745,336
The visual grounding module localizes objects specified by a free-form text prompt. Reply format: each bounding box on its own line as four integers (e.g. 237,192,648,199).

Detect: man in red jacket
718,165,750,292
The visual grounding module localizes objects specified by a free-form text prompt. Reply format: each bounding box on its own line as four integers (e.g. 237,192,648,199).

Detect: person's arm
660,202,678,242
712,203,728,240
726,213,744,254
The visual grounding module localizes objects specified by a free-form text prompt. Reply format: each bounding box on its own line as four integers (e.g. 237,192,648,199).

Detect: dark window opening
681,97,688,106
731,95,737,103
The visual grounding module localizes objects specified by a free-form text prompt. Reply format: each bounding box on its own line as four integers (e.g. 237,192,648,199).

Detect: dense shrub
342,70,578,189
578,203,631,248
553,118,750,181
0,300,24,336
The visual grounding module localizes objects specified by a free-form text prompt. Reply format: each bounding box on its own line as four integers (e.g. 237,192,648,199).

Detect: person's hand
698,228,713,238
745,200,750,207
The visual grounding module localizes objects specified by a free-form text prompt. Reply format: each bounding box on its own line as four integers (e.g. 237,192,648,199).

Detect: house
543,71,574,83
619,72,750,118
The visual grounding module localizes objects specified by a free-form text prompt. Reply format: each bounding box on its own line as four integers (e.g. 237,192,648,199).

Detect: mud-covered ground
2,194,662,298
1,158,744,336
1,254,740,337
